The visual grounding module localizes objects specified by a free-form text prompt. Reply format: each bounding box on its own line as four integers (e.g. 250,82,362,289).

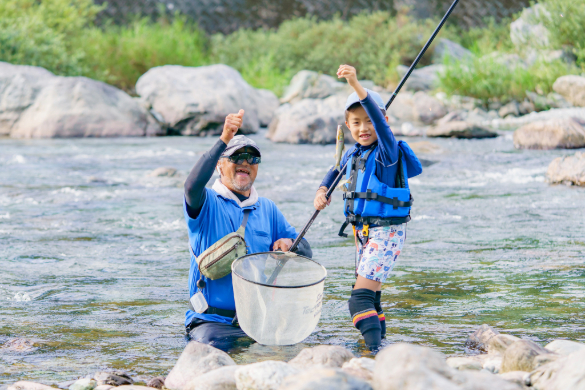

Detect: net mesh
232,252,327,345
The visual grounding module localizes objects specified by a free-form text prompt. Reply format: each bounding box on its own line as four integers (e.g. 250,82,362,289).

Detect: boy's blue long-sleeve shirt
320,93,400,189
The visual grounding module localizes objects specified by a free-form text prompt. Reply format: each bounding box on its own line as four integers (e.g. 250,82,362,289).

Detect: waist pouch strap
205,306,236,318
344,191,413,210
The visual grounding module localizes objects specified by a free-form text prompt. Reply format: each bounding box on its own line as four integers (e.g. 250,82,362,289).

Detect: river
1,132,584,384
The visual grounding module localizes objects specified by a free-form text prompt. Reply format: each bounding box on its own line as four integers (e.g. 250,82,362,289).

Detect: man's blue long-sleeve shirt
320,93,400,189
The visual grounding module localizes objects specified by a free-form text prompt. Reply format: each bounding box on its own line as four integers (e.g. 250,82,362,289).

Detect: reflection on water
1,132,584,384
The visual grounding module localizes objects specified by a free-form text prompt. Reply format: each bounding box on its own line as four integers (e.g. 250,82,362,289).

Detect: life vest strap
338,214,411,237
343,190,414,210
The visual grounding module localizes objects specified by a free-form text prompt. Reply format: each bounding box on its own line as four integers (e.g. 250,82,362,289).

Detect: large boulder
253,89,280,126
465,324,500,352
432,39,474,63
546,152,585,186
427,121,498,139
527,346,585,390
0,62,160,138
413,91,447,124
164,342,236,390
234,361,298,390
510,4,550,48
280,70,348,104
7,382,55,390
279,368,372,390
553,75,585,107
544,340,585,356
513,117,585,149
500,340,550,373
396,64,444,92
267,94,349,144
136,64,265,135
184,365,238,390
288,345,354,369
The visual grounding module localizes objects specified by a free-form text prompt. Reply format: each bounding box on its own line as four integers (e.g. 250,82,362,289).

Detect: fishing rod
268,0,461,284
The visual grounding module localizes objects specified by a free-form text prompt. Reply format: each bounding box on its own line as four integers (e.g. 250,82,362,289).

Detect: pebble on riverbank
9,325,585,390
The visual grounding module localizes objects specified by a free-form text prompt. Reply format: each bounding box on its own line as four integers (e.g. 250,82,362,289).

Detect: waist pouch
193,209,250,280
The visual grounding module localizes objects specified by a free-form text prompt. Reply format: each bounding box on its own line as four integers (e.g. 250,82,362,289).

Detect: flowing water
1,132,584,385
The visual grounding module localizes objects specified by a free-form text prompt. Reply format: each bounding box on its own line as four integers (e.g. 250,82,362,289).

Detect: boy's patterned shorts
356,224,406,283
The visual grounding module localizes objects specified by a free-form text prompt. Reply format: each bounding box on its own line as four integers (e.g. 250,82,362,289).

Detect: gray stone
465,325,500,352
510,4,551,48
136,64,261,136
544,340,585,356
553,75,585,107
446,357,483,371
533,353,560,369
94,372,133,387
432,38,474,63
0,62,159,138
498,371,529,387
527,347,585,390
94,386,113,390
513,117,585,150
253,89,280,127
164,341,236,390
148,167,178,177
7,382,55,390
69,379,97,390
454,370,524,390
483,356,503,374
185,366,237,390
289,345,354,369
279,368,372,390
501,340,549,373
396,64,444,92
437,111,466,126
395,122,424,137
234,360,298,390
115,387,158,390
519,100,536,115
408,141,444,155
427,121,498,139
145,378,164,390
267,94,350,144
499,101,520,118
341,358,375,382
280,70,348,104
491,107,585,130
413,91,447,124
487,334,521,355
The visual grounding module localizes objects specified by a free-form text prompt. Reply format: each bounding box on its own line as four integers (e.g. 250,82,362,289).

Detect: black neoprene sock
348,289,381,350
374,291,386,339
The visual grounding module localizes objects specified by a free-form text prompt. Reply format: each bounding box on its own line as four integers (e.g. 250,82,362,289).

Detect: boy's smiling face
346,105,382,146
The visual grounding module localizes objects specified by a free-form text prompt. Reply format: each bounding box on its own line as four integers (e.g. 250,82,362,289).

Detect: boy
314,64,422,350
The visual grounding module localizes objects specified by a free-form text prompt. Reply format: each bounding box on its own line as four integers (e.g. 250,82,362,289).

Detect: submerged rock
553,75,585,107
513,117,585,149
0,62,160,138
184,365,237,390
145,378,164,390
544,339,585,356
465,324,500,352
7,382,55,390
164,341,236,390
500,340,550,373
279,368,372,390
288,345,354,369
234,360,298,390
427,121,498,139
527,347,585,390
136,64,263,136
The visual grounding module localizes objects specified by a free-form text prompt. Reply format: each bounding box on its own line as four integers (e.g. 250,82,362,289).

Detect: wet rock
553,75,585,107
513,117,585,150
267,94,349,144
483,356,503,374
341,358,375,382
533,353,560,369
288,345,354,369
427,121,498,139
446,357,482,371
279,367,372,390
465,324,500,352
145,378,164,390
413,91,447,125
487,334,521,355
94,386,113,390
94,372,133,387
7,382,55,390
396,64,444,92
498,371,529,387
527,347,585,390
253,89,280,127
499,101,520,118
164,341,236,390
510,4,550,48
136,64,262,136
1,338,37,352
280,70,347,104
0,62,159,138
501,340,549,373
234,360,298,390
544,339,585,356
185,366,237,390
69,378,97,390
148,167,178,177
432,38,474,63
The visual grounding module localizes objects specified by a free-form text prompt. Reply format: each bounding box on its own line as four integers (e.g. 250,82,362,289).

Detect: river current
1,132,584,384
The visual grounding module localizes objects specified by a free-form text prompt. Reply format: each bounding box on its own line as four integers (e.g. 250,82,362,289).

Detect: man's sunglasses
223,153,261,165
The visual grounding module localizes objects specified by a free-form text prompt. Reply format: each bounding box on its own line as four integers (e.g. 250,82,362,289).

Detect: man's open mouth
236,168,250,176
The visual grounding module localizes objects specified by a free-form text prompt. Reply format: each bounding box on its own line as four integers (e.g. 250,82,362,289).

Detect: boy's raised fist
337,64,359,87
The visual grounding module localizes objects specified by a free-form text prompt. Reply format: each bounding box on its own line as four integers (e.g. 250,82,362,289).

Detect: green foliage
0,0,103,75
79,16,208,91
536,0,585,69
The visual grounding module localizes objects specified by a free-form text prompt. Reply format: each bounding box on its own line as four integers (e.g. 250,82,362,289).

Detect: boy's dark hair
344,102,386,121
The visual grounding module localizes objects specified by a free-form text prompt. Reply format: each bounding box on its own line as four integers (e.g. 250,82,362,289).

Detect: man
183,109,312,350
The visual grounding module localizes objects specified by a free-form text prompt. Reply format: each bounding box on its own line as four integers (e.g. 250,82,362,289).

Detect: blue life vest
341,144,413,231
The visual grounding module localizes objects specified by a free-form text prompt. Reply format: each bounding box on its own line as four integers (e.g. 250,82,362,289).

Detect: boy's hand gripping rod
267,0,461,284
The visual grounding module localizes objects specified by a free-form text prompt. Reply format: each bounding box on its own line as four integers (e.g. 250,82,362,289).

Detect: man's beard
230,176,253,192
